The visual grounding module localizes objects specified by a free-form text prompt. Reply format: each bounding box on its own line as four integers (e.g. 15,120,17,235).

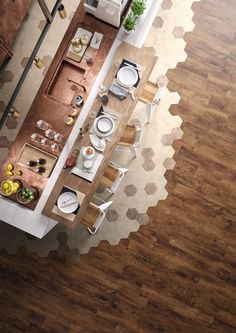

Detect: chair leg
130,147,138,157
146,103,154,124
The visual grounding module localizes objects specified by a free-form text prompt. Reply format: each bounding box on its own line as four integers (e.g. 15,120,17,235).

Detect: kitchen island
0,0,162,238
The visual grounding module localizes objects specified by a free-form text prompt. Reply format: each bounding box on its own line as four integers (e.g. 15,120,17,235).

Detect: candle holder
58,4,67,19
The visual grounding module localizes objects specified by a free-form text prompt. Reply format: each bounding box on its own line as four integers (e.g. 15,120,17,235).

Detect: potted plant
123,13,137,33
131,0,146,17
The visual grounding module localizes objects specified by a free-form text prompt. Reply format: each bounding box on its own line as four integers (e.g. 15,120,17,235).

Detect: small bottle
79,127,84,137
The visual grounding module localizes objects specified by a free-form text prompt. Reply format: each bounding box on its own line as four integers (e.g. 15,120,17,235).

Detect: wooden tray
66,27,93,63
17,143,57,178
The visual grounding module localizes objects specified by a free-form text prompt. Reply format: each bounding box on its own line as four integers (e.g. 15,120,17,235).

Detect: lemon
2,183,9,190
6,171,13,176
7,163,14,171
12,185,19,194
15,170,22,176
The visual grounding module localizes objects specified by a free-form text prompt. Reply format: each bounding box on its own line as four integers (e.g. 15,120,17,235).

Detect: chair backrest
80,203,101,228
139,82,159,104
99,164,120,189
118,124,136,146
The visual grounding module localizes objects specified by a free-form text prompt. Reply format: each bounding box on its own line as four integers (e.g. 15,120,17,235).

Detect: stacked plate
117,65,138,88
93,115,115,138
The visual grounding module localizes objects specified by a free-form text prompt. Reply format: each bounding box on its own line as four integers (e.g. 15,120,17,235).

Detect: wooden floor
1,1,236,332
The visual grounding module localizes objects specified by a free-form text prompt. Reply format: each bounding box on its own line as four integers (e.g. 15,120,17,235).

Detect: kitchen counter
0,0,163,238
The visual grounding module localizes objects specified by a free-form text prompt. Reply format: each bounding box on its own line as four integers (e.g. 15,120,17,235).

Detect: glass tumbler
30,133,43,143
36,120,51,131
54,133,64,143
45,129,56,139
41,137,51,148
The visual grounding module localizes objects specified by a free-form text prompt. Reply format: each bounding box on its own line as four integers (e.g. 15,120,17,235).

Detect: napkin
109,82,129,100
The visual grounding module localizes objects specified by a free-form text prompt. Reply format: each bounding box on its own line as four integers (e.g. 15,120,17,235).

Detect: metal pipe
0,0,62,130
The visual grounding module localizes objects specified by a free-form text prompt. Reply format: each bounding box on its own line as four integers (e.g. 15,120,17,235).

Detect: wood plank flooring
1,0,236,332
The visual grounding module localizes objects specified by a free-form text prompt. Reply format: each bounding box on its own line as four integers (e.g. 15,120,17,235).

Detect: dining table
42,41,157,228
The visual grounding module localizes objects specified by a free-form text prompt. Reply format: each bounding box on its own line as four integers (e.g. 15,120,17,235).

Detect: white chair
99,161,128,196
139,82,165,123
80,199,113,235
116,122,143,157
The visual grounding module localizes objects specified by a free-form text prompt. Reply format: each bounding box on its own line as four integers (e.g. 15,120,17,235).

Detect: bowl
0,180,14,196
16,187,38,204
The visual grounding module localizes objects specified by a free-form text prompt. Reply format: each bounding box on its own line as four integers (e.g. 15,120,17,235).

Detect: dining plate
117,65,138,88
57,192,79,214
89,134,106,151
97,116,113,133
93,115,115,137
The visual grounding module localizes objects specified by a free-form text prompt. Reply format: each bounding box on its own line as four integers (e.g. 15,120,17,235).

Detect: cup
50,142,59,152
98,84,107,97
45,129,56,139
31,133,43,143
37,120,51,131
41,137,51,147
54,133,64,143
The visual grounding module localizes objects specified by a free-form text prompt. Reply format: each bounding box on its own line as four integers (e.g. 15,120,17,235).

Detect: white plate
89,134,106,151
97,116,113,133
57,192,79,214
93,116,115,137
117,65,138,88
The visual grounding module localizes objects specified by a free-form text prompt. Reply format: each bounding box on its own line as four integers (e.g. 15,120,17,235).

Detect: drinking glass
98,84,107,97
36,120,51,131
41,137,51,147
45,129,56,139
30,133,43,143
54,133,64,143
50,143,59,152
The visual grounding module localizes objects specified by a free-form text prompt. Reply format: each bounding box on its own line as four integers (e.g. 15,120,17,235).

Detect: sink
47,60,86,105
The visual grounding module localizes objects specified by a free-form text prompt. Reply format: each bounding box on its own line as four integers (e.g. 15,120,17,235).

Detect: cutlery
129,90,135,101
114,81,134,100
101,111,118,120
124,62,141,72
60,200,78,208
61,197,74,206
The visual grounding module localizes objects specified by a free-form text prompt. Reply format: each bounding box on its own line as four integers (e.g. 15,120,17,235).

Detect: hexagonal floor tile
1,70,14,83
152,16,164,29
142,159,156,172
144,183,158,195
173,26,186,38
124,184,137,197
161,0,173,10
126,208,139,220
106,209,119,222
0,136,12,149
163,157,176,170
141,147,154,158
